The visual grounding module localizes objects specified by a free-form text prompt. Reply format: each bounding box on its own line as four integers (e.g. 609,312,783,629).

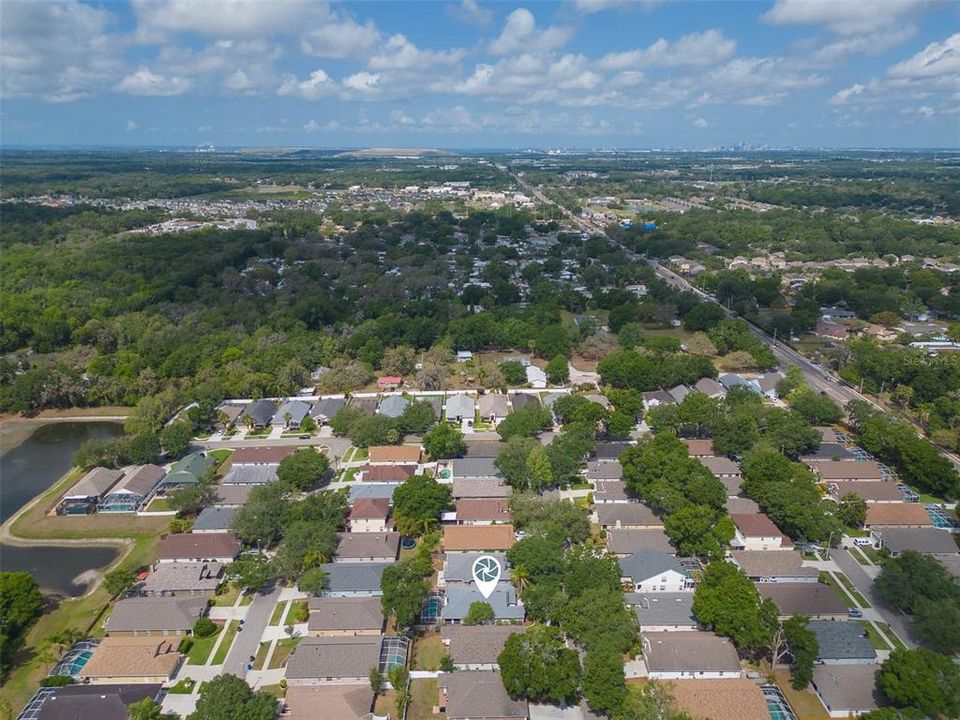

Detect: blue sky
1,0,958,148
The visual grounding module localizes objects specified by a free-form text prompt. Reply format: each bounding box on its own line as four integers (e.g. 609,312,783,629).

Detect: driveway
832,549,917,649
222,586,283,678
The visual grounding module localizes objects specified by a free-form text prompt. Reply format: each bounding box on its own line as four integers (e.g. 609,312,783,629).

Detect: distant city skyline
1,0,958,148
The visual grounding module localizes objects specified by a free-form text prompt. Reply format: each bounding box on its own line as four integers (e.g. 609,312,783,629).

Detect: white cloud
691,116,709,128
762,0,924,35
447,0,493,27
131,0,318,38
452,53,601,102
277,68,335,100
830,83,866,105
704,56,826,105
917,105,935,117
598,29,736,69
806,25,917,66
115,67,191,96
303,119,320,132
390,109,417,126
368,34,464,71
342,71,382,95
0,0,121,101
887,33,960,80
125,120,138,131
575,0,663,13
300,17,381,59
488,9,572,55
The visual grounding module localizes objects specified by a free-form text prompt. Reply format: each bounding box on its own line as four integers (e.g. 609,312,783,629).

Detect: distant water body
0,421,123,596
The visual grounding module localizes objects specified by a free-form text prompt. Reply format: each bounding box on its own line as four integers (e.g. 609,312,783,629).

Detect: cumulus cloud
830,83,866,105
342,71,382,95
447,0,493,27
690,116,709,128
115,67,191,96
300,17,381,59
806,25,917,66
762,0,924,35
131,0,318,38
277,68,335,100
887,33,960,80
598,29,736,69
452,53,601,102
488,9,572,55
368,34,465,71
125,120,138,131
702,56,826,105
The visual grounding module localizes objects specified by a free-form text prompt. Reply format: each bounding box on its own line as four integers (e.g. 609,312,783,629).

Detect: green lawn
570,481,592,490
167,679,197,694
339,467,359,483
211,621,238,665
268,638,300,669
209,449,232,464
410,679,443,720
253,641,271,670
269,600,289,626
283,600,308,626
849,546,870,565
877,622,908,651
413,632,445,671
860,621,891,650
819,571,856,607
145,496,174,511
210,583,242,606
187,627,224,665
835,572,870,607
347,446,369,462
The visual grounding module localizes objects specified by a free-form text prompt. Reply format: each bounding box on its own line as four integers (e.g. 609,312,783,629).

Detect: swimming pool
420,592,443,624
400,537,417,550
762,686,797,720
50,640,100,678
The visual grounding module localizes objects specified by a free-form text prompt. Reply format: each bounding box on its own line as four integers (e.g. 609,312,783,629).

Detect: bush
193,617,217,638
178,637,194,654
39,675,75,687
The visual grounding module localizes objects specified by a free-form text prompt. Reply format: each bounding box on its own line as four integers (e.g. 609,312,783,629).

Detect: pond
0,421,123,596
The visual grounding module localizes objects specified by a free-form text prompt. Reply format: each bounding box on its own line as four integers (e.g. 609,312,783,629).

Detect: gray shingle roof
66,467,123,499
607,529,673,555
221,465,278,485
441,584,525,621
628,593,697,629
643,631,740,674
377,395,410,418
452,478,512,499
348,483,400,502
20,684,162,720
440,625,523,665
104,596,207,634
446,394,476,419
192,506,237,532
444,553,508,585
307,597,384,633
334,532,400,561
311,397,345,421
320,563,389,595
618,550,685,582
440,671,528,720
878,527,959,554
808,620,876,662
451,457,500,478
286,636,383,680
139,562,223,594
242,398,277,426
757,583,848,617
272,399,311,426
596,503,660,528
108,464,165,497
811,665,880,713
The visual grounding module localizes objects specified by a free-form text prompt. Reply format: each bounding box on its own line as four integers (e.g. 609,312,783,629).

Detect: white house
618,550,690,593
730,513,785,552
525,365,547,389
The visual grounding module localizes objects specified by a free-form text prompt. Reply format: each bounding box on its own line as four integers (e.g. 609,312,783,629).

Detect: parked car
847,608,863,618
853,538,873,547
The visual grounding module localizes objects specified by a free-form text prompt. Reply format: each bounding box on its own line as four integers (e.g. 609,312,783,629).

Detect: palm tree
510,565,531,593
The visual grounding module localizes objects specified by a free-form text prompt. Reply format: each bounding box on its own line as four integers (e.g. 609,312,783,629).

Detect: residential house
79,637,181,684
378,376,402,390
682,439,714,457
216,403,244,428
811,665,880,718
730,513,788,551
157,452,215,491
642,390,674,410
157,533,240,564
865,503,933,528
439,671,529,720
456,350,473,363
757,372,784,399
477,394,510,425
525,365,547,388
348,498,391,533
348,396,378,414
452,478,512,500
455,499,511,525
348,483,400,504
103,596,207,637
443,525,515,552
441,625,523,670
230,446,295,466
730,551,818,583
693,377,726,398
319,563,389,597
451,457,500,479
697,456,741,481
16,684,162,720
285,636,383,685
306,597,384,636
628,593,697,632
595,503,661,530
221,465,278,485
643,632,741,680
618,550,689,592
58,467,123,515
377,395,409,419
368,445,422,465
668,385,691,404
585,460,622,482
241,399,277,429
871,527,958,556
441,552,509,587
594,480,632,504
802,443,857,462
192,507,237,533
718,374,760,393
670,680,769,720
283,685,375,720
607,528,674,556
808,621,876,664
756,584,849,620
361,465,415,482
98,464,165,513
271,399,311,428
804,460,885,482
441,584,525,623
333,532,400,562
311,397,345,425
139,562,223,596
446,394,476,424
827,481,905,503
724,496,761,514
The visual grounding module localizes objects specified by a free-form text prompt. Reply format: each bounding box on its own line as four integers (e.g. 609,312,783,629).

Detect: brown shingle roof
681,438,715,457
670,679,768,720
284,685,374,720
730,551,818,579
334,532,400,560
757,583,849,617
368,445,422,464
866,503,932,527
443,525,515,551
455,499,510,523
349,498,390,520
362,465,416,482
80,636,180,680
307,597,384,633
157,532,240,561
230,446,295,465
643,631,741,674
440,625,523,665
805,460,884,481
730,513,782,537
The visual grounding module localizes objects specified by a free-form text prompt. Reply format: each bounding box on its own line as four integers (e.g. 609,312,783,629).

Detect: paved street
223,586,283,678
832,549,916,649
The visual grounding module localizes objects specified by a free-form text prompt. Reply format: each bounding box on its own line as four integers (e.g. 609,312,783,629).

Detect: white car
853,538,873,547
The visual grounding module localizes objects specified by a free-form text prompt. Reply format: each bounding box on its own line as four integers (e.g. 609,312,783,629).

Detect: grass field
208,449,232,464
410,678,442,720
211,621,238,665
269,600,289,626
187,626,224,665
413,632,445,671
835,572,870,607
252,641,271,670
267,638,300,669
877,622,908,650
819,571,856,607
773,669,828,720
167,679,196,694
860,621,891,650
283,600,308,625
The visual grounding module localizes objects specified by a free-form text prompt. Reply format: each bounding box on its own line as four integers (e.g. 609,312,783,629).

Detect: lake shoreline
0,407,130,455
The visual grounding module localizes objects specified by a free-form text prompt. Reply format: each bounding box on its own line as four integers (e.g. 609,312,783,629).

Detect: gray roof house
440,670,529,720
307,597,384,635
320,562,389,596
693,377,726,398
667,385,691,404
757,584,849,619
441,625,523,670
377,395,410,419
221,465,278,485
103,596,207,636
348,483,400,503
271,399,311,428
607,528,674,556
719,374,761,393
627,593,697,631
241,398,278,428
15,684,162,720
452,478,512,499
192,507,237,533
442,584,525,623
286,636,383,684
811,665,880,717
60,467,122,513
443,553,509,585
875,527,959,556
642,390,675,409
511,392,541,412
451,457,500,479
596,503,661,529
643,631,741,679
585,461,622,481
808,621,876,664
98,464,166,513
618,550,688,587
477,394,510,423
157,452,215,490
334,532,400,562
446,394,476,423
212,483,255,507
311,397,345,424
139,562,224,596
